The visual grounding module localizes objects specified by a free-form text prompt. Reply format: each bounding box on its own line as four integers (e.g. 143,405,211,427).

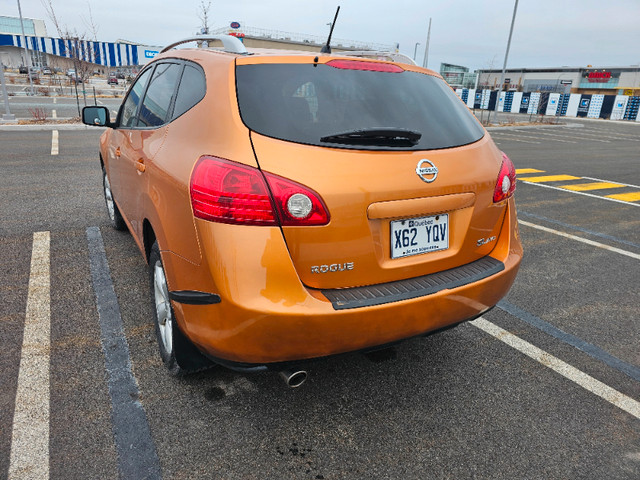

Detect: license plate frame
390,213,449,259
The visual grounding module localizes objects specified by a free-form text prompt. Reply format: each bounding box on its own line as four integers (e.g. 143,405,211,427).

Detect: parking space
1,121,639,479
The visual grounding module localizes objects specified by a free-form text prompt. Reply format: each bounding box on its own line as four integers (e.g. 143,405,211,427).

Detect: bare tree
41,0,97,111
82,2,100,42
198,1,212,34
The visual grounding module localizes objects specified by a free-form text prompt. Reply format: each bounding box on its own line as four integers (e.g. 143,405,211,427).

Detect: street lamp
413,42,420,61
487,0,519,124
16,0,35,95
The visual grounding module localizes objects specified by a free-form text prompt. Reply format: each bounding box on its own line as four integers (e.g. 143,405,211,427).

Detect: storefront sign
587,71,611,83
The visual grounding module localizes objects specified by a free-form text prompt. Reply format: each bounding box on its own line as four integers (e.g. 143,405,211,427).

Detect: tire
102,167,127,231
149,241,213,375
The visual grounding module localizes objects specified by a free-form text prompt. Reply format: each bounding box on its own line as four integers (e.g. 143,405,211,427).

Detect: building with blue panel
0,15,159,71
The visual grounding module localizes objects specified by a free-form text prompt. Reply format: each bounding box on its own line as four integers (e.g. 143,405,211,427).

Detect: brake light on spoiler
326,59,404,73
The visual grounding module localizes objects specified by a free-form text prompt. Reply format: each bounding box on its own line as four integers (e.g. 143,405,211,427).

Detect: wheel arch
143,219,157,263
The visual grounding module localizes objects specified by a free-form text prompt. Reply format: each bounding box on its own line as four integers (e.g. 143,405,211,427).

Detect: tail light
190,156,329,226
493,152,517,203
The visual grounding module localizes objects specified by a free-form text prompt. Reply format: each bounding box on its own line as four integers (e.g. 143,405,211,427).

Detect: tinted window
120,68,152,128
172,64,206,120
236,64,485,150
137,63,182,128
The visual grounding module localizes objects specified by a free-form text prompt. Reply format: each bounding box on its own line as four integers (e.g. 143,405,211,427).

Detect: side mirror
82,106,112,127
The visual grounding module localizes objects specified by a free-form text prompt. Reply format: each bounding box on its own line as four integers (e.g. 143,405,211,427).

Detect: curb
0,123,104,131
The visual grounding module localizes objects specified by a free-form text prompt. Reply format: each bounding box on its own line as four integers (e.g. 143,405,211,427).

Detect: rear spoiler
337,51,417,66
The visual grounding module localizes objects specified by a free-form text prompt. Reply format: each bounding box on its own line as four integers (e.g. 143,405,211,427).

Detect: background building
0,14,160,72
439,63,478,89
477,66,640,96
0,16,396,73
0,15,47,36
210,24,394,53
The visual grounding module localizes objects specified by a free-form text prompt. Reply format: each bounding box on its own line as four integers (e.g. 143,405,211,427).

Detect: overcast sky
6,0,640,71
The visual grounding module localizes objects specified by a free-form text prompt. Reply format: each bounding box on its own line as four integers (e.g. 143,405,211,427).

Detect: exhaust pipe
279,368,308,388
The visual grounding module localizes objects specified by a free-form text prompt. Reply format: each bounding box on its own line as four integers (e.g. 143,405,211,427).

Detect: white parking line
520,180,640,208
51,130,59,156
471,318,640,419
519,220,640,260
9,231,51,480
577,128,640,141
490,132,540,144
555,132,611,143
53,97,56,104
52,109,57,119
511,130,577,143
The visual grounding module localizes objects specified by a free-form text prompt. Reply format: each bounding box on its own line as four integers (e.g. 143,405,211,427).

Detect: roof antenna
320,6,341,54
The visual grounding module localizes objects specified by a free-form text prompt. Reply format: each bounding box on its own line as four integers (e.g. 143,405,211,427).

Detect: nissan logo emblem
416,159,438,183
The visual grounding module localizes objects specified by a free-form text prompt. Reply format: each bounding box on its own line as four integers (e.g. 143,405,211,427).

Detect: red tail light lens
190,156,329,226
263,172,330,226
493,152,517,203
326,59,404,73
190,157,277,225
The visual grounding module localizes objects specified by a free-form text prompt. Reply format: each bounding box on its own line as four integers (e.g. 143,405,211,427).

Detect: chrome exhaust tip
279,368,308,388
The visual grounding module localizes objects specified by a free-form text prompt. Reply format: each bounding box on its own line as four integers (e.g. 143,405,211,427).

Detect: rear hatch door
236,57,507,289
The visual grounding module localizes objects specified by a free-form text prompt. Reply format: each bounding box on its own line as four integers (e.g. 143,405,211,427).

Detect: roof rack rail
338,50,417,66
160,35,248,55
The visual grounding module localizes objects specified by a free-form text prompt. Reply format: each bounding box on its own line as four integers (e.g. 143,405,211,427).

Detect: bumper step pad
322,256,504,310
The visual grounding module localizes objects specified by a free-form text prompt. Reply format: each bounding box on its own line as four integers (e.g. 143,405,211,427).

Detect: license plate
390,214,449,259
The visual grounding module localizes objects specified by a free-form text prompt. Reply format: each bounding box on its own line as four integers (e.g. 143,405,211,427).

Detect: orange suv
83,35,522,383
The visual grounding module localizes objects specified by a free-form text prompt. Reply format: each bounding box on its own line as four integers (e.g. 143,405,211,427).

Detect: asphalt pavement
1,118,639,479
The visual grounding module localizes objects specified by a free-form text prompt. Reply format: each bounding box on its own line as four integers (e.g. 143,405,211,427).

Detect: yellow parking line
562,182,626,192
516,168,544,174
520,175,581,183
606,192,640,202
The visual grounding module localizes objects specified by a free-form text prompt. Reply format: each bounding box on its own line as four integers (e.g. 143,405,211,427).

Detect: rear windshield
236,63,484,150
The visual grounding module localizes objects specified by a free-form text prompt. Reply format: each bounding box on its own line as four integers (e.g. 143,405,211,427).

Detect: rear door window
119,68,152,128
236,63,485,151
172,64,206,120
137,63,182,128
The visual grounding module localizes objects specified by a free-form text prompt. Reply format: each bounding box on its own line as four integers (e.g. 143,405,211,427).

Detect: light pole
16,0,34,96
413,42,420,61
487,0,518,124
422,18,432,69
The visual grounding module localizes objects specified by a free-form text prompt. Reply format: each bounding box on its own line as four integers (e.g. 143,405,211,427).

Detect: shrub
28,107,47,122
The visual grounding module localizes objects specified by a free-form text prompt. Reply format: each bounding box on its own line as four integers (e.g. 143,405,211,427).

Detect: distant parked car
70,75,83,84
66,69,76,77
19,65,28,74
116,72,125,79
108,76,118,85
42,67,52,75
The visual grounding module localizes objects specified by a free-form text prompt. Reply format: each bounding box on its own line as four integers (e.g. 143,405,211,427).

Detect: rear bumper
163,198,522,364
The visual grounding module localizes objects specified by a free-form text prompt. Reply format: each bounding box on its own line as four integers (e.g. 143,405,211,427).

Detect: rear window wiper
320,128,422,147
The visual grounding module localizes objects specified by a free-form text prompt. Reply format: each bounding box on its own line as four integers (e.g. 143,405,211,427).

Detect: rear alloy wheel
102,167,126,230
149,241,212,375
